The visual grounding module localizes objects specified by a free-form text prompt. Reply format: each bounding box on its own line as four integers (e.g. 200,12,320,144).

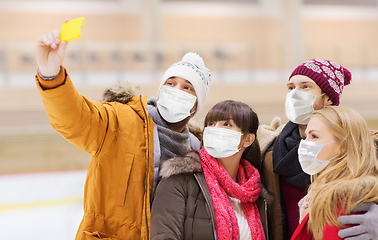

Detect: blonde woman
291,106,378,240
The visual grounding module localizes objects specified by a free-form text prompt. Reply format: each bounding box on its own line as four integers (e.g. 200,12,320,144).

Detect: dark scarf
147,97,191,162
272,121,310,188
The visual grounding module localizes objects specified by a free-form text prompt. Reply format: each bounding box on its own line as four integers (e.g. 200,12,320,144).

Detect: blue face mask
298,139,338,175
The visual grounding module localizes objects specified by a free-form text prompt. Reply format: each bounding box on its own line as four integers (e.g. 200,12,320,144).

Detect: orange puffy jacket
36,67,155,240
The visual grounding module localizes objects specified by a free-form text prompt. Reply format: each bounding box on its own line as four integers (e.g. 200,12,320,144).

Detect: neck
157,106,191,133
217,152,243,182
167,118,190,133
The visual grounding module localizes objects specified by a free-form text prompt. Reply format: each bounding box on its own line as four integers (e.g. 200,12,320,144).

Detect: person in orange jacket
35,28,211,239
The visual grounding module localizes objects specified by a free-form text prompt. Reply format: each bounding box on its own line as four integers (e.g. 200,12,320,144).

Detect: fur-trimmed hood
159,151,274,205
102,85,204,140
159,151,202,178
102,84,137,104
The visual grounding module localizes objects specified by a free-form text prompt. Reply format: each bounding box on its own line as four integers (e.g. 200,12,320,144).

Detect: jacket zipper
140,95,150,239
194,173,217,240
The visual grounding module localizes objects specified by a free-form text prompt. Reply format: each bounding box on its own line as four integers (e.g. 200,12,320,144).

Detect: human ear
190,102,198,117
325,94,333,106
338,142,346,156
243,133,255,148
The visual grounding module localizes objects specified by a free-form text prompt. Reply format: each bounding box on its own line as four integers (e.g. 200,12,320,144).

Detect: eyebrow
185,80,193,85
287,81,314,86
306,129,320,135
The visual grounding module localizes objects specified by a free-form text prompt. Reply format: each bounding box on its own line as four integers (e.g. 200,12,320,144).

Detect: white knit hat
158,52,211,116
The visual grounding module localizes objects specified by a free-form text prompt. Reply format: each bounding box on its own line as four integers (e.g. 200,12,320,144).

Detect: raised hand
36,28,68,77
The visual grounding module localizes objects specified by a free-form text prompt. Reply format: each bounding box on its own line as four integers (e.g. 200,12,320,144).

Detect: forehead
211,118,234,123
288,75,318,87
306,117,331,135
164,76,193,85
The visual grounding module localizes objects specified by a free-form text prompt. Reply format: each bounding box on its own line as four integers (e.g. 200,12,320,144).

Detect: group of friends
35,28,378,240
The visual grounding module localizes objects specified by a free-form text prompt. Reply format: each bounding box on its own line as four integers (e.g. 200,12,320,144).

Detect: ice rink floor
0,170,86,240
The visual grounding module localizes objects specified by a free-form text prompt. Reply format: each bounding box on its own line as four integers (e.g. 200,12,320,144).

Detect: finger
338,225,366,238
44,31,58,48
338,214,363,225
351,202,373,213
57,41,68,57
52,28,60,38
46,31,55,43
37,34,51,46
51,29,61,44
344,233,373,240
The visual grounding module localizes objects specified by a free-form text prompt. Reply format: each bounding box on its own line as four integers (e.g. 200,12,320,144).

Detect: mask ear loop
323,140,335,146
236,133,245,152
319,141,339,161
328,155,339,161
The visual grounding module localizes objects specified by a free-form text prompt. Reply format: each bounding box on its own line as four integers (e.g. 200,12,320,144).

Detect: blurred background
0,0,378,239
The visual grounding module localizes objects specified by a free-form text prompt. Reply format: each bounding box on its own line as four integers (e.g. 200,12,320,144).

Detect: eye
287,86,294,91
303,84,311,89
224,121,232,127
184,84,195,92
307,133,318,140
207,122,215,127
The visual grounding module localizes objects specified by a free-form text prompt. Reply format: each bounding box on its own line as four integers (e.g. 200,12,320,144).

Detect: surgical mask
298,139,338,175
157,85,197,123
285,89,325,125
203,127,243,158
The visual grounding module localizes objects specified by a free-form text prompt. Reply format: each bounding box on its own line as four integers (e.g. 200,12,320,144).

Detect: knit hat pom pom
343,67,352,86
182,52,205,67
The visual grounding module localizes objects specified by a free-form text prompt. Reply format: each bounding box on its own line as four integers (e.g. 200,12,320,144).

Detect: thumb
57,41,68,58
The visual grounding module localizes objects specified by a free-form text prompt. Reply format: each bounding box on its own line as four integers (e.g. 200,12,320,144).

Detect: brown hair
204,100,259,135
203,100,261,168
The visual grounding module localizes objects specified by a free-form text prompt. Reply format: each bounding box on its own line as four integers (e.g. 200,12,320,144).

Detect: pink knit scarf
200,147,265,240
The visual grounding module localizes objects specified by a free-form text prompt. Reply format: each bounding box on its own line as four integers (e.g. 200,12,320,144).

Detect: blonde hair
307,106,378,240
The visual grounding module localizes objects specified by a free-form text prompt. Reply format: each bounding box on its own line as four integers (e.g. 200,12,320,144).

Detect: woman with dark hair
150,100,266,240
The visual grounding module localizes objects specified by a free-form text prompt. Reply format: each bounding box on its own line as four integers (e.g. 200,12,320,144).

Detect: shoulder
322,223,343,240
257,117,285,154
159,151,202,178
102,85,137,104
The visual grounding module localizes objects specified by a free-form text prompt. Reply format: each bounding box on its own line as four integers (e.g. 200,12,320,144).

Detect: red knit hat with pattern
289,59,352,106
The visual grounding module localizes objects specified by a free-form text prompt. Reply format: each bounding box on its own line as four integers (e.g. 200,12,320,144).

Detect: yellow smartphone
60,17,86,42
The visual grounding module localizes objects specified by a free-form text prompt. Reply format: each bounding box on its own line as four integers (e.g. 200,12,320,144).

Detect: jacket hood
159,151,202,178
102,85,204,138
102,84,137,104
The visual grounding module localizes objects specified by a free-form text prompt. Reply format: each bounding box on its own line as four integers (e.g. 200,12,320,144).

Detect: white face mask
298,139,338,175
285,89,325,125
157,85,197,123
203,127,243,158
